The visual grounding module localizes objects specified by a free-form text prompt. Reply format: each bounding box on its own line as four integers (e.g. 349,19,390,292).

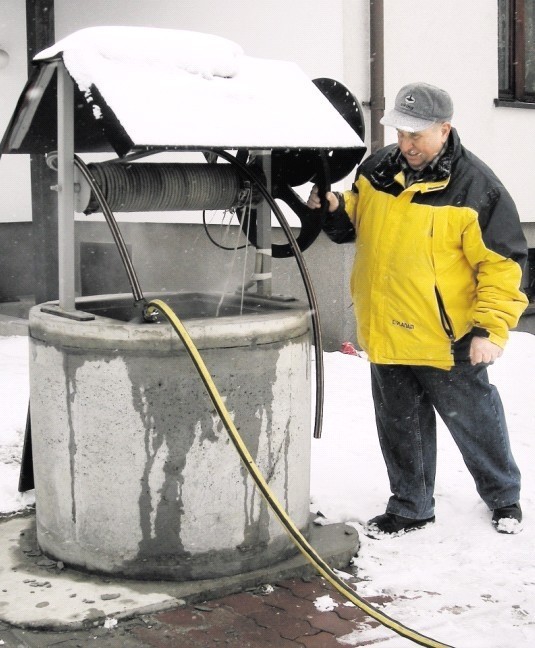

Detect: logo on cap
405,94,415,104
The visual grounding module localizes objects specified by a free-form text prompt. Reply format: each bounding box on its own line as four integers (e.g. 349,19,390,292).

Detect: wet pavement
0,511,392,648
0,574,391,647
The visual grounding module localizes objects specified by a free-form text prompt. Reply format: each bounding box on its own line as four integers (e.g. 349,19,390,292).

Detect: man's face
397,122,451,170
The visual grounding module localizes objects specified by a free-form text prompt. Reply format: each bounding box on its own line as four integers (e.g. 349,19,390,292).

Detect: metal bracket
40,304,95,321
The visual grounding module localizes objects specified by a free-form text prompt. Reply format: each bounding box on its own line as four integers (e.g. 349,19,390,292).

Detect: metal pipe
369,0,385,153
57,63,76,312
252,151,272,297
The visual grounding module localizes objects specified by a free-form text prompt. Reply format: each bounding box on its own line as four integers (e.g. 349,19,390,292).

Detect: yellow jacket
329,129,528,369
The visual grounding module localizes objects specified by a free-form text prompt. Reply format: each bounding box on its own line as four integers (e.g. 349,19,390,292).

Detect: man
308,82,528,536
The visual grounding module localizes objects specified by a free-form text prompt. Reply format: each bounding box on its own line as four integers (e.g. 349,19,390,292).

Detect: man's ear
441,122,452,141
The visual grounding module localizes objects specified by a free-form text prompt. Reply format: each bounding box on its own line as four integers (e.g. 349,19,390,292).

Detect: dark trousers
370,362,521,520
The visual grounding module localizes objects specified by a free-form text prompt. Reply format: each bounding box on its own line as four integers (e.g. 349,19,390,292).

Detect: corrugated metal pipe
80,162,257,214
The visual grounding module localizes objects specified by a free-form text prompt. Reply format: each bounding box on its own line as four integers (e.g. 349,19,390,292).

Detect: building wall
2,1,534,224
383,0,534,227
0,0,535,222
0,1,533,343
1,0,369,224
0,0,32,222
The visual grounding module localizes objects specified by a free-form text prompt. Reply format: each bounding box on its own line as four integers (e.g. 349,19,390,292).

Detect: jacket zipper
434,287,455,340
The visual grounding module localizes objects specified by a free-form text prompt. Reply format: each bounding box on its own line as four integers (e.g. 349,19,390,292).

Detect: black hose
75,149,324,438
202,210,248,251
207,148,324,440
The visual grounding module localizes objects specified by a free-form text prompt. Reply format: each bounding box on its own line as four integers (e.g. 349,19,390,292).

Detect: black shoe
365,512,435,538
492,503,522,534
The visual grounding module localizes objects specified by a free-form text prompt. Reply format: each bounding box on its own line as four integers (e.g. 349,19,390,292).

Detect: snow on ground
1,331,534,646
0,336,32,514
310,331,535,647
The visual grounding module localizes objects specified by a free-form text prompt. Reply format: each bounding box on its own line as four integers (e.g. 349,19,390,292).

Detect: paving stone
248,606,319,640
2,572,396,647
263,589,318,618
215,591,267,615
305,609,356,635
135,623,243,647
138,607,246,645
154,607,210,629
278,577,329,601
258,585,301,611
179,621,296,647
368,594,394,605
296,630,344,647
130,625,180,647
229,625,299,647
10,626,151,648
334,600,371,621
334,593,394,622
133,624,205,647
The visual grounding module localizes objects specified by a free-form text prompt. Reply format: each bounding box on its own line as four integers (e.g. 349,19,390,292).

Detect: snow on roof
34,26,363,150
36,27,244,83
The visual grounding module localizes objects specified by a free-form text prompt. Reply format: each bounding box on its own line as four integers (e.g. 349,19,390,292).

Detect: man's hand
307,185,340,212
469,336,503,365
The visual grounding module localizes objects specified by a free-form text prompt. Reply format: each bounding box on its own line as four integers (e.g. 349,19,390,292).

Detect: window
497,0,535,105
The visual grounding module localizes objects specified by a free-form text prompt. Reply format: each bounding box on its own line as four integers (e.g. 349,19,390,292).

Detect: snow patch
314,594,338,611
494,517,523,534
103,617,118,630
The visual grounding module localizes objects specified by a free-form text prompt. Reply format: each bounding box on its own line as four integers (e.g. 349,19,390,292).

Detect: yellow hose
147,298,455,648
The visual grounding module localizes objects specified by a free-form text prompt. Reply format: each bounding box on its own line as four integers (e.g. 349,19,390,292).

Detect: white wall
53,0,370,219
55,0,346,78
0,0,32,222
384,0,534,223
0,0,364,224
2,0,532,225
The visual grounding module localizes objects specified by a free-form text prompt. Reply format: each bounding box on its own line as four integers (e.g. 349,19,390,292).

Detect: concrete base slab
0,512,359,631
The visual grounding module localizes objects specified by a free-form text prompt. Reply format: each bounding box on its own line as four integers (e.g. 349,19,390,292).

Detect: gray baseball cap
381,82,454,132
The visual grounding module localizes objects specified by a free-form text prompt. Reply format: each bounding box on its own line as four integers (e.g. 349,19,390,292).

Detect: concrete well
28,292,312,580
